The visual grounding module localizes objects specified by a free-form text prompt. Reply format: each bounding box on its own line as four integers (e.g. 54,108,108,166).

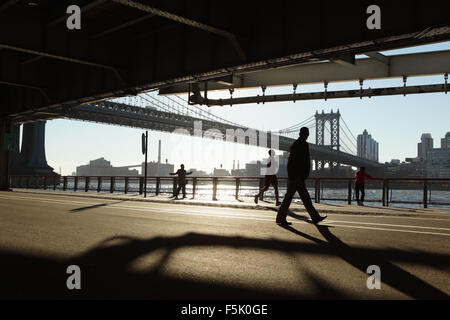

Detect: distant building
426,148,450,178
390,159,401,165
231,169,247,176
276,152,289,178
357,129,379,162
76,157,139,176
142,159,174,176
213,164,230,176
417,133,433,160
141,141,174,176
383,158,426,178
246,161,262,177
189,168,209,176
441,132,450,149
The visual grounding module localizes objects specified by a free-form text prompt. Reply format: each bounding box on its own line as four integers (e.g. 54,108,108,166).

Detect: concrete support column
9,124,21,168
10,121,55,176
0,117,12,190
21,121,49,168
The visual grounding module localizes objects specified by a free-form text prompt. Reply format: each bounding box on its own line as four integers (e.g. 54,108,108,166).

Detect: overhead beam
0,80,50,102
160,50,450,94
111,0,247,62
22,55,44,65
365,52,390,65
0,43,125,85
91,14,155,39
47,0,108,27
0,0,20,14
189,83,450,106
331,53,355,66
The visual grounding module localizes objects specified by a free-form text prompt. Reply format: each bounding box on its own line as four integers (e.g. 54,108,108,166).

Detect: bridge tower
315,109,341,171
9,121,57,178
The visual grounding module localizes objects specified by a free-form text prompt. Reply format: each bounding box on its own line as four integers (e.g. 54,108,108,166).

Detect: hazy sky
43,42,450,175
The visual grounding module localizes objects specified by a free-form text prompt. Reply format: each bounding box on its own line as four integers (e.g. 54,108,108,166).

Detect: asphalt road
0,191,449,299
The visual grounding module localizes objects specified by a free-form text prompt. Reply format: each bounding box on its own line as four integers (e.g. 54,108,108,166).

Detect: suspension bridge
10,92,381,177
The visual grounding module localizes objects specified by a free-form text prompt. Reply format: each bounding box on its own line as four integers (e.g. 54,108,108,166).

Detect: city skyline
63,128,449,177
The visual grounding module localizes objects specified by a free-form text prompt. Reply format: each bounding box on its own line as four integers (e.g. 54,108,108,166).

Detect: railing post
259,177,264,201
382,180,386,206
173,177,177,197
386,180,390,207
235,178,240,200
192,177,197,199
26,176,30,189
139,177,143,195
74,176,78,192
347,179,352,205
34,176,38,189
125,177,129,194
85,176,90,192
316,179,321,203
110,177,115,193
43,176,47,190
97,177,102,192
212,177,218,201
156,177,161,195
423,180,428,209
53,176,57,190
63,176,67,191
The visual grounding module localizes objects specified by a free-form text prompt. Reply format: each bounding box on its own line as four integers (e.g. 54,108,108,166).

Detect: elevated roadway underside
1,0,449,188
1,0,450,117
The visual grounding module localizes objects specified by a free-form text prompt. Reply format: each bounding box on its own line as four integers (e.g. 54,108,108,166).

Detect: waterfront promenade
0,189,449,299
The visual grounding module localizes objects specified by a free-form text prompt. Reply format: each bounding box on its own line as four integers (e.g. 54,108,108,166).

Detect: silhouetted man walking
170,164,193,199
276,127,327,226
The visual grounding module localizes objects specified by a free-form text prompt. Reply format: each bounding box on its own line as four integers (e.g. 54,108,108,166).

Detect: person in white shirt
254,149,281,206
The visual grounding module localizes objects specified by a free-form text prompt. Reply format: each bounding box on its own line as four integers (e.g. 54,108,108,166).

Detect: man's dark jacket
287,138,311,180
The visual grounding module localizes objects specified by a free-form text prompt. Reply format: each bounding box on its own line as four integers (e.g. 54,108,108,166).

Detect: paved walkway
1,190,449,299
12,188,450,218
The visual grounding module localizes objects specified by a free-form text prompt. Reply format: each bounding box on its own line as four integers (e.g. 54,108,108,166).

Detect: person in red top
354,167,372,206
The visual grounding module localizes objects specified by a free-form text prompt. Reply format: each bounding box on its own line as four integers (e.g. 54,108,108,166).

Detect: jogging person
254,149,281,206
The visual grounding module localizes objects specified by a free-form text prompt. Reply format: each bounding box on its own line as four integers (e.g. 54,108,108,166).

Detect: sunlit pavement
0,190,449,299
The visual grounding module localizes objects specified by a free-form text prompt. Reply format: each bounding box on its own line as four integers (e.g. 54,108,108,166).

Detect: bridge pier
0,117,12,190
9,121,58,179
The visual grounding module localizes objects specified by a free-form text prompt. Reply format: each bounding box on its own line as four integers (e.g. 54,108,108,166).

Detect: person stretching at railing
170,164,193,199
254,149,281,206
355,167,372,206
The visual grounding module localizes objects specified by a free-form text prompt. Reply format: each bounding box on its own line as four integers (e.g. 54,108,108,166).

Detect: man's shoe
276,220,292,226
312,215,327,224
254,195,258,204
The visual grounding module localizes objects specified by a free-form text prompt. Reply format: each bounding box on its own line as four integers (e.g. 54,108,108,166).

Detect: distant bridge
13,99,381,170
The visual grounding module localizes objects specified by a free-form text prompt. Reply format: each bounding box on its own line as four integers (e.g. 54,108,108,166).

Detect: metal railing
8,175,450,208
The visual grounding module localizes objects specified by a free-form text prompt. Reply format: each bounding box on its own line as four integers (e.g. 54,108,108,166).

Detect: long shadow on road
1,230,449,299
69,200,129,213
278,217,449,299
